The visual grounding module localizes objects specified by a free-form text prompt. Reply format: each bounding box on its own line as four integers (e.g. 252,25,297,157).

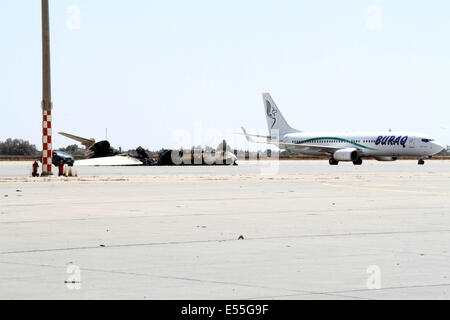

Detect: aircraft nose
432,142,445,154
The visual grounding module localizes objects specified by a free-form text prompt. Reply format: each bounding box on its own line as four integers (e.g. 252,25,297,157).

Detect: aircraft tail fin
262,93,298,136
59,132,96,148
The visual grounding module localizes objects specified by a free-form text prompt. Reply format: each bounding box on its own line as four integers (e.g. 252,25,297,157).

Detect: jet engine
333,148,359,161
375,156,397,161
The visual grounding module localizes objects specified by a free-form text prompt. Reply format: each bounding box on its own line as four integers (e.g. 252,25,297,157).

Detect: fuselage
282,131,444,158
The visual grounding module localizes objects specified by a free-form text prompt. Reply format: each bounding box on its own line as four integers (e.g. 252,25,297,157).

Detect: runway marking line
364,183,448,189
323,183,450,196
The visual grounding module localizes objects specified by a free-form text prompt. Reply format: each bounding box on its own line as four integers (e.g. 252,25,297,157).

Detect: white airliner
240,93,444,165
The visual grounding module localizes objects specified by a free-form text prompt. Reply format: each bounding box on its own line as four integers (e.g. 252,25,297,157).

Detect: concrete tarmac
0,160,449,299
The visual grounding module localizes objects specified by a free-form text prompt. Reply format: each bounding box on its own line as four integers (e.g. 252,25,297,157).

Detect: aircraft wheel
329,159,339,165
353,158,363,165
418,159,425,165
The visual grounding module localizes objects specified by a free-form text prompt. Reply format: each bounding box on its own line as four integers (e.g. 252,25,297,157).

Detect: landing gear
329,158,339,165
418,159,425,165
352,158,363,165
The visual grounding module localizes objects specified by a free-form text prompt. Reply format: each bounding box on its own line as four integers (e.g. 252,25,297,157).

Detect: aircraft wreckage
58,132,237,166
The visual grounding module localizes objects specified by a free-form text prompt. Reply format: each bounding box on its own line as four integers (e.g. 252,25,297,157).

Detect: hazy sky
1,0,450,150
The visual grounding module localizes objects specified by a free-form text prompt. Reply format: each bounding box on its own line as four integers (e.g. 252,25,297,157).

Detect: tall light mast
41,0,53,176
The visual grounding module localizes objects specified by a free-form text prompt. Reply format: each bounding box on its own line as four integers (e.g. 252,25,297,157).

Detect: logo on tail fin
265,100,278,129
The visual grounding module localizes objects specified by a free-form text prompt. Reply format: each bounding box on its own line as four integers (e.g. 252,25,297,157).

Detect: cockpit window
421,138,434,143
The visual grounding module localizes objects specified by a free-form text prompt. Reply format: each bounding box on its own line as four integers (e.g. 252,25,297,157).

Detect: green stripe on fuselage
294,137,377,150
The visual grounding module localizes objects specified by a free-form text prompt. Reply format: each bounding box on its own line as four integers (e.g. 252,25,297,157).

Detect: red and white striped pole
41,0,53,176
42,108,53,174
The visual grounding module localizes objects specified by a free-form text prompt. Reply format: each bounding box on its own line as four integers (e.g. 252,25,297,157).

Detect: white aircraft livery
241,93,444,165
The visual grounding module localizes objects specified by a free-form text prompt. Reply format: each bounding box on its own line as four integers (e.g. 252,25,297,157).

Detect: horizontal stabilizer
235,127,276,144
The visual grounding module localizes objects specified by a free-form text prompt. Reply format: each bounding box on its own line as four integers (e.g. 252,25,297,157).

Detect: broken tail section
59,132,96,148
